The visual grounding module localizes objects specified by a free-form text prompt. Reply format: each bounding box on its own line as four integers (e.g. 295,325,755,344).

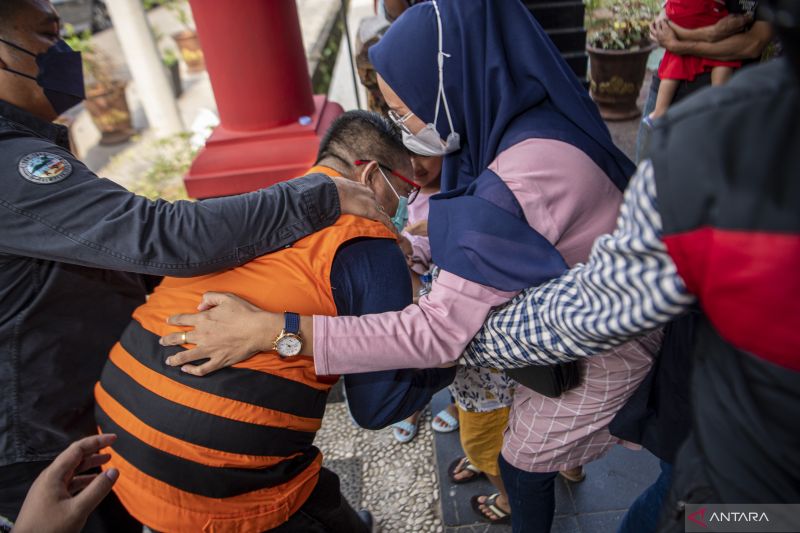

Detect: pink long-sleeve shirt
313,138,622,376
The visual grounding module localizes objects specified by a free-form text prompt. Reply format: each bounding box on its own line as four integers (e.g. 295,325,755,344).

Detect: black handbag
505,361,582,398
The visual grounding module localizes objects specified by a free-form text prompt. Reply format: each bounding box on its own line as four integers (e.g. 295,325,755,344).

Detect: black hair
316,109,409,175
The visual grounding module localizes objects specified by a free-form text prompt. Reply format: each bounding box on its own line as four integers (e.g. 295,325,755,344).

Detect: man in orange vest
94,110,455,533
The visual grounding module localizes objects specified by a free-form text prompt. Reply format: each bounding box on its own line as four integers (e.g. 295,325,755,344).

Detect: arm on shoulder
0,136,338,276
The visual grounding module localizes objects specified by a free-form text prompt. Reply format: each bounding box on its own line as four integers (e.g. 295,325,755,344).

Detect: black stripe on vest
99,359,317,457
96,405,319,498
121,319,329,420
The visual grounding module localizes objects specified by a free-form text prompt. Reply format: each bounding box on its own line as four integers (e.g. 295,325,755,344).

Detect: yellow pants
457,406,510,477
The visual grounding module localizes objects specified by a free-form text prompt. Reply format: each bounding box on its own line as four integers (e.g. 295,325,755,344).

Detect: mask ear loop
0,37,37,57
0,37,39,81
431,0,456,139
377,166,402,200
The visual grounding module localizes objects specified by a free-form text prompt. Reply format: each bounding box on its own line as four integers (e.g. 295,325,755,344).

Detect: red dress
658,0,741,81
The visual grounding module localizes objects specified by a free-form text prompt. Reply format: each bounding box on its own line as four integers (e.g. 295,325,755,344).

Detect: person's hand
13,434,119,533
405,220,428,236
708,13,751,41
331,177,396,235
160,292,281,376
398,235,414,267
650,19,680,51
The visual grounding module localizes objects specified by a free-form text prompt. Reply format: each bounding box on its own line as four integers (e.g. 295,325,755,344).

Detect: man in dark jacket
0,0,386,528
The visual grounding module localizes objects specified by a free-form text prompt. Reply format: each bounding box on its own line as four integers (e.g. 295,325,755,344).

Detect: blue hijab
370,0,634,290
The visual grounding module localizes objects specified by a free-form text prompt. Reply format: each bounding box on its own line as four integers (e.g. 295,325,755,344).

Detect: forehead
18,0,59,27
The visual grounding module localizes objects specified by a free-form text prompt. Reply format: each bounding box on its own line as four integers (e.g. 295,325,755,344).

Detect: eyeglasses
354,159,420,204
387,109,415,135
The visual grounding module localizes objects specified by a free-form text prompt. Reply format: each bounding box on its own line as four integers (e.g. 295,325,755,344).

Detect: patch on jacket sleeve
18,152,73,184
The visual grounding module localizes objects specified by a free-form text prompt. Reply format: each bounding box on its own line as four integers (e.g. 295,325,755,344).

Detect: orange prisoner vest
95,167,395,533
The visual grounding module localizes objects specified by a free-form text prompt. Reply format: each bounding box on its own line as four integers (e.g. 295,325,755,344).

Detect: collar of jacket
0,99,71,150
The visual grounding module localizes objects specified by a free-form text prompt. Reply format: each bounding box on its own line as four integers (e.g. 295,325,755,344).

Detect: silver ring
180,331,187,344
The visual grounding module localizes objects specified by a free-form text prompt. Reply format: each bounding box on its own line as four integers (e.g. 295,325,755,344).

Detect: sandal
391,418,421,444
470,492,511,524
431,407,459,433
447,456,484,484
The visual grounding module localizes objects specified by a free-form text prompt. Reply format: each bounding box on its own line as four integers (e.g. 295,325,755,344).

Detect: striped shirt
462,160,697,368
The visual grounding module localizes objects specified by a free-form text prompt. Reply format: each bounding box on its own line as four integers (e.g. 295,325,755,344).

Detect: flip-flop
431,408,459,433
391,419,420,444
448,456,484,484
470,492,511,524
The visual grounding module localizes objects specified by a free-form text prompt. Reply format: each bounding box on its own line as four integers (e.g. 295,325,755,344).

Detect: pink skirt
501,330,663,473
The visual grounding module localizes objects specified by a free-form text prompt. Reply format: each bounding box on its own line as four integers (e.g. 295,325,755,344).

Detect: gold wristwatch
273,312,303,357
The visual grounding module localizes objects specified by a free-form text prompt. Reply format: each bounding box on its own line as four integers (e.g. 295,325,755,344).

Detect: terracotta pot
587,41,656,121
84,81,134,145
173,30,205,74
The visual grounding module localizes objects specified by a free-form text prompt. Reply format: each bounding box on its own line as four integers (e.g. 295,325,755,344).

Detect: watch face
276,335,303,357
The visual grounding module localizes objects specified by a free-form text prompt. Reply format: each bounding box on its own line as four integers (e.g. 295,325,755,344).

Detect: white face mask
391,0,460,157
401,121,460,157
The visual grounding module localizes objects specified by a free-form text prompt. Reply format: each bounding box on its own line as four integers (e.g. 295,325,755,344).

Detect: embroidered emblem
18,152,72,184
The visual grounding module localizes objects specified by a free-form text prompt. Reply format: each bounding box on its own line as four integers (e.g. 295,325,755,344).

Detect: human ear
359,161,378,187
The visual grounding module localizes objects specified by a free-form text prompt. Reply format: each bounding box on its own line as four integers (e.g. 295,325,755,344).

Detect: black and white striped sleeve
461,160,697,368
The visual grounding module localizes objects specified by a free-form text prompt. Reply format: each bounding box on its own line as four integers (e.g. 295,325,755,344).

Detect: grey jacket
0,99,340,467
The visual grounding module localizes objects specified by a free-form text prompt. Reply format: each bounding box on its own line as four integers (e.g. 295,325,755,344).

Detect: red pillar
183,0,344,198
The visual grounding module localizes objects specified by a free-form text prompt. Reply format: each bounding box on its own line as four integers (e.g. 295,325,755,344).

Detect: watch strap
284,312,300,335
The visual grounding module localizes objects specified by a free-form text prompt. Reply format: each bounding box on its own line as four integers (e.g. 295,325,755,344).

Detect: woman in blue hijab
370,0,634,289
163,2,655,531
362,3,654,530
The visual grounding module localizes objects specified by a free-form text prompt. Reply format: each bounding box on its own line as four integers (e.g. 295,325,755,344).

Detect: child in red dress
649,0,741,120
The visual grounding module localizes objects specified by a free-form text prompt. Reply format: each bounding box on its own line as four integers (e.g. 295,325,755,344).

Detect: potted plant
64,24,134,145
147,0,205,73
586,0,658,120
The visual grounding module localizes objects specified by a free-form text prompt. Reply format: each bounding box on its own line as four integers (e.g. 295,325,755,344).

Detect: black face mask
0,37,85,115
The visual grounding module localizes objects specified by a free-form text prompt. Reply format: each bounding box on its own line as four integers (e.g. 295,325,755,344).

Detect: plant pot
587,41,656,121
165,60,183,98
84,81,134,145
173,30,205,74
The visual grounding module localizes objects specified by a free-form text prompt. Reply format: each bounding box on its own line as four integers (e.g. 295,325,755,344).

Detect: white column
104,0,184,136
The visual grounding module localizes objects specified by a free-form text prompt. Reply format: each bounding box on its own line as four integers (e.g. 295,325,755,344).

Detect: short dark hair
317,110,409,174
